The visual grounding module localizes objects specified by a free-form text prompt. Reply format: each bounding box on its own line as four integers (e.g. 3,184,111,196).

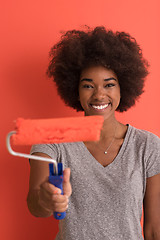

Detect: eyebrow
80,77,117,82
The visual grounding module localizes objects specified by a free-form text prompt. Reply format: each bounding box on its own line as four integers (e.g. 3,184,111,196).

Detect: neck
100,116,119,140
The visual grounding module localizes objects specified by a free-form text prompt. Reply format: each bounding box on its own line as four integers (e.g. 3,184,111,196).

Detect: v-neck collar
81,124,132,170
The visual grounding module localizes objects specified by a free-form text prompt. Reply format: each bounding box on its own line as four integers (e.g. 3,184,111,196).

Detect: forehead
80,65,117,79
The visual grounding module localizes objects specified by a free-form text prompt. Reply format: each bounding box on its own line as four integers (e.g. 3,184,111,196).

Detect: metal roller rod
6,131,58,175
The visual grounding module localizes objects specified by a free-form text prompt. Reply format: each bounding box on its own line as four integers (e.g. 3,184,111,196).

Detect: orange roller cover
11,116,104,145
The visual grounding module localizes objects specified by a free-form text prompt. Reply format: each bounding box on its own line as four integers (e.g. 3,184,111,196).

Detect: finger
39,182,62,209
41,181,62,195
39,191,68,212
63,168,72,197
39,197,68,213
63,168,71,183
50,195,69,212
52,194,68,203
53,202,69,212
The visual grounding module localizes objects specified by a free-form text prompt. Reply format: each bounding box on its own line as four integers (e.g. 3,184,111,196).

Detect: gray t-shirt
30,125,160,240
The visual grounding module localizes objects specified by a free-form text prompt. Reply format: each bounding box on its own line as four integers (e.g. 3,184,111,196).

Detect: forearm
27,189,52,218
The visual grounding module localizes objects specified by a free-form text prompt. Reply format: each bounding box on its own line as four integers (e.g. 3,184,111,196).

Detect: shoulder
128,124,160,147
31,142,81,153
128,125,160,177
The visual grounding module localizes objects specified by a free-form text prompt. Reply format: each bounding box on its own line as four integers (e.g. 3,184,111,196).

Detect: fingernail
53,189,61,194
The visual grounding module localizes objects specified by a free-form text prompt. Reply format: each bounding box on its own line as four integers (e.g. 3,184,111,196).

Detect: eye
82,84,94,89
105,83,115,88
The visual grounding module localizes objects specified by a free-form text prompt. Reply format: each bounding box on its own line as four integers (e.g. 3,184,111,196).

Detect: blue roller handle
48,163,66,220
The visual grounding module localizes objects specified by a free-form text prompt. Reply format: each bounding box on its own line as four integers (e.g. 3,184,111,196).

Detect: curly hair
47,26,149,112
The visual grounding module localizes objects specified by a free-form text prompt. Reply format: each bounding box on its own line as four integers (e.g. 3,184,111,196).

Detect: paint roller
6,115,104,219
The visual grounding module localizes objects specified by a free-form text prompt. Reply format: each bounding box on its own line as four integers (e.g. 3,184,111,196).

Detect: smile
91,104,109,110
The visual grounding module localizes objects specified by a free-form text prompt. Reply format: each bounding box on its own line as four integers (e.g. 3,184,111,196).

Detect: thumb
63,168,72,197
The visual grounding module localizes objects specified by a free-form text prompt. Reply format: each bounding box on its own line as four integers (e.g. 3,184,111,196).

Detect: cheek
116,90,121,99
78,90,87,106
116,91,121,107
112,88,121,104
79,88,91,100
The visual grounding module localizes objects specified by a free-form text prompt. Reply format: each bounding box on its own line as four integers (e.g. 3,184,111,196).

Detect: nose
92,87,106,100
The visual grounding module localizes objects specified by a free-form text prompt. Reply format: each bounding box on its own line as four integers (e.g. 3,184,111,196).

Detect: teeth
92,104,109,110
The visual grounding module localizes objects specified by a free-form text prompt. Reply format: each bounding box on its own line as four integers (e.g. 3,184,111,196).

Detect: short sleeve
30,143,60,161
145,133,160,178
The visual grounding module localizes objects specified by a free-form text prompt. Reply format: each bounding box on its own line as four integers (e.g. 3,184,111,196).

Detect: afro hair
47,26,149,112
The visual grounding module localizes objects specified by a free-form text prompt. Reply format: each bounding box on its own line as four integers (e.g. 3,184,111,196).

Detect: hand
38,168,72,213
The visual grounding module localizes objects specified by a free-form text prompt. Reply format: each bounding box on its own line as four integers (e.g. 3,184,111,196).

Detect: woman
27,27,160,240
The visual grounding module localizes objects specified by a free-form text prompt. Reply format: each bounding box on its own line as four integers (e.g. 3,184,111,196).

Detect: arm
143,173,160,240
27,152,72,218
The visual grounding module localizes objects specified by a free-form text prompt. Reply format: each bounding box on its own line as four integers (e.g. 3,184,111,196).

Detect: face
78,65,121,120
